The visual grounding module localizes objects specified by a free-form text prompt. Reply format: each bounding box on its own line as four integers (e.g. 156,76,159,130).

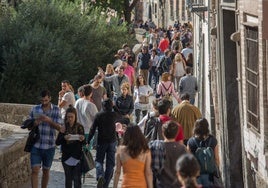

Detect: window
245,26,259,131
170,0,174,20
154,3,157,18
175,0,179,19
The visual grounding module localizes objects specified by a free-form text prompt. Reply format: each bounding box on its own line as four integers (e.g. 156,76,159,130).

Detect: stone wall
0,103,34,188
0,123,30,188
0,103,33,125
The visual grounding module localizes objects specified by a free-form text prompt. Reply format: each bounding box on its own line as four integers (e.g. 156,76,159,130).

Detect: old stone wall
0,123,30,188
0,103,34,188
0,103,33,125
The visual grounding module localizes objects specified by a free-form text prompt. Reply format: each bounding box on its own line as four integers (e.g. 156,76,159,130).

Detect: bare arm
113,147,122,188
214,144,220,166
58,99,67,108
144,151,153,188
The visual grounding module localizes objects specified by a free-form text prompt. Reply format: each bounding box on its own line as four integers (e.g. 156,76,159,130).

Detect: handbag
81,149,95,173
138,87,149,104
139,95,149,104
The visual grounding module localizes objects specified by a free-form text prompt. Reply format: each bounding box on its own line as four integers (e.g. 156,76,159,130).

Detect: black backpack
144,113,164,141
157,57,169,75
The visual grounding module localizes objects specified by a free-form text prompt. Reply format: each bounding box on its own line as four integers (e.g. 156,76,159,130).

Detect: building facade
141,0,191,28
142,0,268,187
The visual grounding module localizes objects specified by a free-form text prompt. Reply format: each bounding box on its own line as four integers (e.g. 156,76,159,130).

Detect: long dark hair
122,125,149,158
64,105,78,126
135,74,147,87
193,118,210,140
176,154,200,188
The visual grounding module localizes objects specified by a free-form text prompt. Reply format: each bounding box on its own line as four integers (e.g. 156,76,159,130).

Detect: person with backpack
187,118,220,187
149,120,187,188
156,72,181,104
156,49,172,77
158,99,184,143
138,99,159,133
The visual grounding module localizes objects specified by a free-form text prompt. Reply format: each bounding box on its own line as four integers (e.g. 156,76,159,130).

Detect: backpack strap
206,136,213,147
193,137,200,148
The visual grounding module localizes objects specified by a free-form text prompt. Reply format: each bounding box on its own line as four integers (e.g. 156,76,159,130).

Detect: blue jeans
62,161,82,188
149,67,158,89
95,141,117,188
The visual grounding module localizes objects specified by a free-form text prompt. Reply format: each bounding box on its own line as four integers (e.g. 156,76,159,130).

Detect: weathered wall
0,103,33,125
0,103,34,188
0,123,30,188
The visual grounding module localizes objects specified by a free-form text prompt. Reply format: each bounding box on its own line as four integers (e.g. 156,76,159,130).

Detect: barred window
245,26,259,131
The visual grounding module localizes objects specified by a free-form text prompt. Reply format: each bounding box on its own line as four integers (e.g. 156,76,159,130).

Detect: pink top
124,65,135,86
157,81,181,102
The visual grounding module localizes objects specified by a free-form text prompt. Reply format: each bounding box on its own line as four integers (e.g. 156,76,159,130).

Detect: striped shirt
30,103,63,149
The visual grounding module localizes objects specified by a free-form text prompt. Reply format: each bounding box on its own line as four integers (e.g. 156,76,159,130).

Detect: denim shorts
30,146,55,169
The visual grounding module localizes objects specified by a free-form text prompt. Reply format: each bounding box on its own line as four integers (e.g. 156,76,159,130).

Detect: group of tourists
26,20,222,188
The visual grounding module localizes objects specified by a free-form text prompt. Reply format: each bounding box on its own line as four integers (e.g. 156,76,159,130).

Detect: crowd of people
26,21,222,188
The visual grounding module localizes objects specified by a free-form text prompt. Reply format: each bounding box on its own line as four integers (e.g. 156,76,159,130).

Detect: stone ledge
0,123,30,188
0,103,34,126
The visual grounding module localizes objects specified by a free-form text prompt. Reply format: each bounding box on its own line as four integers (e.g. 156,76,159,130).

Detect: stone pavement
22,147,122,188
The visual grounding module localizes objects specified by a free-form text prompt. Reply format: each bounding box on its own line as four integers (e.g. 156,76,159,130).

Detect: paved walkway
22,147,122,188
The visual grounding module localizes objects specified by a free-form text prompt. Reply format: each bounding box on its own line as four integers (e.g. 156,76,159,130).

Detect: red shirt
158,39,170,52
159,115,184,142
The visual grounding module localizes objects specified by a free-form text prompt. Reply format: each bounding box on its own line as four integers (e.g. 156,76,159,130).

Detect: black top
88,111,121,144
187,135,218,153
115,94,134,116
56,123,85,162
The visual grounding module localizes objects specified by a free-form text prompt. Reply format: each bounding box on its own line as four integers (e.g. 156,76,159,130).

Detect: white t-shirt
75,98,98,133
61,91,75,119
134,85,154,110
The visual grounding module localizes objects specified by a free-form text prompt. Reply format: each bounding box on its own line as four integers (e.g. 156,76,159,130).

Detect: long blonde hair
105,64,115,75
174,53,183,62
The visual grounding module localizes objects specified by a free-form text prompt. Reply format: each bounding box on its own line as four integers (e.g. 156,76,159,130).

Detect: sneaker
97,176,105,188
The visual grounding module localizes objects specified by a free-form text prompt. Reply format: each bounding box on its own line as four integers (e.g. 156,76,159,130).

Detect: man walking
179,67,198,105
149,121,187,188
171,93,202,145
29,90,63,188
75,84,98,149
88,99,121,188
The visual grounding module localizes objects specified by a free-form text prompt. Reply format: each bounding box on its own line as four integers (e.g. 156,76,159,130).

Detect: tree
0,0,136,104
92,0,140,24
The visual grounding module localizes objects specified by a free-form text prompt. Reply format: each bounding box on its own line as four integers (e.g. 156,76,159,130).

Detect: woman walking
133,74,153,124
113,125,153,188
56,105,86,188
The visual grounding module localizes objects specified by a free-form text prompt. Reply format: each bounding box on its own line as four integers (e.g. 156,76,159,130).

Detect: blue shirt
30,104,63,149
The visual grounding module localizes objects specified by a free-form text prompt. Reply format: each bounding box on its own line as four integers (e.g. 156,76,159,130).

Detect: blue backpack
194,137,217,174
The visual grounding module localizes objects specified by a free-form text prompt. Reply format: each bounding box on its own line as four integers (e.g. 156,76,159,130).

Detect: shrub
0,0,136,104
